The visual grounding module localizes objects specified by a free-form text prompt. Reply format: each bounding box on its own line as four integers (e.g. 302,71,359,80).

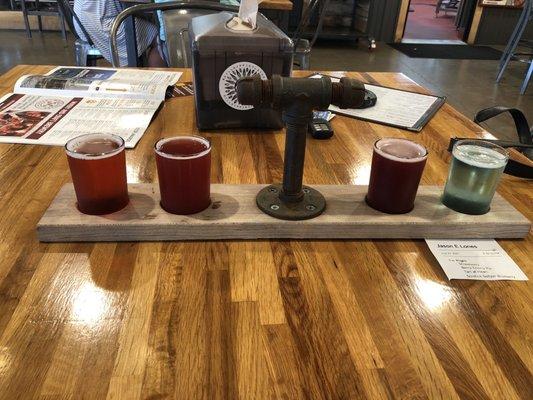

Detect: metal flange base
256,184,326,220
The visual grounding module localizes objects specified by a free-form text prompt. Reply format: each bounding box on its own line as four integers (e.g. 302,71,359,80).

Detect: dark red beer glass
155,136,211,215
66,133,129,215
366,137,428,214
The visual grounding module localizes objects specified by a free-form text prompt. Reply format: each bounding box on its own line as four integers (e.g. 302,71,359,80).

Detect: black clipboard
308,73,446,132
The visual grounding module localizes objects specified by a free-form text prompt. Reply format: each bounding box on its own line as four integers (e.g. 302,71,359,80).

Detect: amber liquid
366,139,427,214
156,138,211,214
67,138,129,215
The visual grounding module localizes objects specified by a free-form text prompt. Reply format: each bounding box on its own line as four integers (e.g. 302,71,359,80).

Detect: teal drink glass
442,140,509,215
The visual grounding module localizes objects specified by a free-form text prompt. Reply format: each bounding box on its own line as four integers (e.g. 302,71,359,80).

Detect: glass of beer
66,133,129,215
442,140,508,215
155,135,211,214
366,138,428,214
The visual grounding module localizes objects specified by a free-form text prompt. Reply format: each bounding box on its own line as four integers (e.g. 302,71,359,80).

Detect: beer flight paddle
63,134,514,225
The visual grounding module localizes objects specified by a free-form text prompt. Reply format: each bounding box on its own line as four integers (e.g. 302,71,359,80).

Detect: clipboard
309,73,446,132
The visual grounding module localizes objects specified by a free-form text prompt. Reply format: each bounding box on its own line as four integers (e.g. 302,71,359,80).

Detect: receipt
425,239,528,281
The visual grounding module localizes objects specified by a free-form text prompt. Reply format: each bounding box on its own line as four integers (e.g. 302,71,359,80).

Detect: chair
496,0,533,95
110,0,312,69
160,6,232,67
436,0,460,16
110,1,239,67
56,0,103,66
17,0,67,40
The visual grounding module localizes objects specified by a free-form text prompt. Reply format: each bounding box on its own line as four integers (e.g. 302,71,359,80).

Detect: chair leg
75,42,88,66
497,3,531,82
35,0,42,32
20,0,32,38
436,0,443,16
520,61,533,95
58,7,67,40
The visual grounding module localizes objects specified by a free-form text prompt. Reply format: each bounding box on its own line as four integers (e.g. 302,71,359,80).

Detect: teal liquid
442,144,507,215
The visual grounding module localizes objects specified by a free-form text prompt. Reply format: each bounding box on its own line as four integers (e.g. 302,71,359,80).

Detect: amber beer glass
66,133,129,215
366,138,428,214
155,136,211,214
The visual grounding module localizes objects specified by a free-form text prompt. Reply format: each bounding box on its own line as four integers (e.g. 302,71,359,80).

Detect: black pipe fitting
236,75,366,219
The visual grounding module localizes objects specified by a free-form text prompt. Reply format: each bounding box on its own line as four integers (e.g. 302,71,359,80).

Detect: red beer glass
155,136,211,214
65,133,129,215
366,137,428,214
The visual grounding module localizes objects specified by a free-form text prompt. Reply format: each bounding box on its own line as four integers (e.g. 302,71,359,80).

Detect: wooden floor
0,66,531,399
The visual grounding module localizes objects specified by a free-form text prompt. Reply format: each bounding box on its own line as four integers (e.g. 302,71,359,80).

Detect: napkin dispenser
189,12,293,130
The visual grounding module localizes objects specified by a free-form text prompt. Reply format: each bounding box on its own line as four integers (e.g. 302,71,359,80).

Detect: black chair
110,0,312,68
17,0,67,40
56,0,103,66
109,1,239,67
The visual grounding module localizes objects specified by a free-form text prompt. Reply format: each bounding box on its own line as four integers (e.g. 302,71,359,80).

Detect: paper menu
425,239,528,281
308,73,445,131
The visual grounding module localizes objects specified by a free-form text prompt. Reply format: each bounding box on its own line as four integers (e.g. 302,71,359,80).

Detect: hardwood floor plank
172,242,210,399
312,242,394,399
454,281,533,400
141,243,183,399
334,241,460,399
249,242,286,325
106,244,161,399
281,242,368,399
376,241,499,400
261,324,308,400
231,301,275,400
206,269,236,400
38,322,89,399
1,252,90,399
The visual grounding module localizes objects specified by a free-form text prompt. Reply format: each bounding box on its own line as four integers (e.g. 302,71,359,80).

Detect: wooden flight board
37,183,531,242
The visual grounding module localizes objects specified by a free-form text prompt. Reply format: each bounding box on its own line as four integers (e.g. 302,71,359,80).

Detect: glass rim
154,135,211,160
65,133,125,160
453,139,509,159
373,137,428,163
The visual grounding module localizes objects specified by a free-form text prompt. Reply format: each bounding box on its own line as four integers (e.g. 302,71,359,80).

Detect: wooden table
0,65,531,399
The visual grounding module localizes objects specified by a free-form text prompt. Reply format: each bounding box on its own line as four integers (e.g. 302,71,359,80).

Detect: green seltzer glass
442,140,509,215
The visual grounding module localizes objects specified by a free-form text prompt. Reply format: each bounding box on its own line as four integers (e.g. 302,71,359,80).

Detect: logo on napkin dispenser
218,62,267,110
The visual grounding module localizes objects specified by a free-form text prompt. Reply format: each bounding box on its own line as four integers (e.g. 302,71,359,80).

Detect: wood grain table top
0,65,531,399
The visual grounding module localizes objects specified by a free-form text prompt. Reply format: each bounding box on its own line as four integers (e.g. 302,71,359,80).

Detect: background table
0,66,531,399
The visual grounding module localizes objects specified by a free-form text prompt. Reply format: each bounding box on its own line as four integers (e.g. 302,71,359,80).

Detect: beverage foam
155,136,211,160
453,144,507,169
66,133,124,160
375,138,427,163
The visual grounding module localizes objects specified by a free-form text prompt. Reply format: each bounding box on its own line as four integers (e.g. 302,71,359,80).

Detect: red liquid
366,138,427,214
155,136,211,214
67,137,129,215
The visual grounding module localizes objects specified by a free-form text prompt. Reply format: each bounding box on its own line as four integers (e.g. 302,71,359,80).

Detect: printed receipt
425,239,528,281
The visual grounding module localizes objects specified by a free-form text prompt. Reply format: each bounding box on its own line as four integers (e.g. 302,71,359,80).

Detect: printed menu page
425,239,528,281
